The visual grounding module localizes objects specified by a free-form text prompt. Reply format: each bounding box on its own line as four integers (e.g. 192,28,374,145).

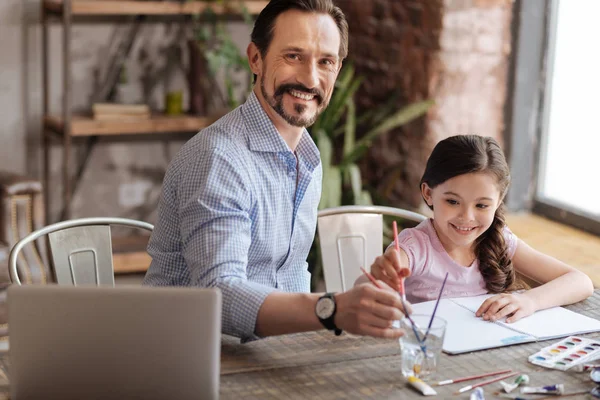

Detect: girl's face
421,172,502,253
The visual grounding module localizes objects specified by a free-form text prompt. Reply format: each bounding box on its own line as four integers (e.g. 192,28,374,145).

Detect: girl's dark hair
420,135,517,293
250,0,349,82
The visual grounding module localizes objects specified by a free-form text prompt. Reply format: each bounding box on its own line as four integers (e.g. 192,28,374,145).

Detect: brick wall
338,0,513,211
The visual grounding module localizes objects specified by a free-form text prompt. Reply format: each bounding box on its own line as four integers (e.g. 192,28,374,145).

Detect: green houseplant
310,64,434,210
307,64,434,289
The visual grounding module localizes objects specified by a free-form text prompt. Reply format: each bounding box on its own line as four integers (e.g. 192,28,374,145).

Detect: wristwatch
315,293,342,336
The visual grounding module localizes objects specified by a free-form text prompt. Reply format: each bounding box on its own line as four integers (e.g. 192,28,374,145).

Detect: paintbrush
360,267,425,344
423,272,449,342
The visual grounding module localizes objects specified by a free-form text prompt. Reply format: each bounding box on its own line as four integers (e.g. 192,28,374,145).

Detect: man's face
254,10,342,128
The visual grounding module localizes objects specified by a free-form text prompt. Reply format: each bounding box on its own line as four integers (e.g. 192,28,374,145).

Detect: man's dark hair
250,0,348,79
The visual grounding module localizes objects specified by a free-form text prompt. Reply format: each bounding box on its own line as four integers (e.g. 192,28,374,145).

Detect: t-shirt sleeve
503,225,519,259
390,228,429,276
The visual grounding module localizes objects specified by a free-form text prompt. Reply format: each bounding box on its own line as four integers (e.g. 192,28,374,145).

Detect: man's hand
475,292,538,323
370,247,409,291
334,282,411,339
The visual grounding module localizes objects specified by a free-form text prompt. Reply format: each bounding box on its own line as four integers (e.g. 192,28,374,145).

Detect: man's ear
247,42,262,77
421,183,433,207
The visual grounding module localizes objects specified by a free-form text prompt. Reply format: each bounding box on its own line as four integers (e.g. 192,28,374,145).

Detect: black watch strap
317,293,342,336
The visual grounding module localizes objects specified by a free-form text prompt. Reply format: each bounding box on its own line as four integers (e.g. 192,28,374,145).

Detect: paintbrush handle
435,369,512,386
423,272,449,342
360,267,383,289
457,372,518,393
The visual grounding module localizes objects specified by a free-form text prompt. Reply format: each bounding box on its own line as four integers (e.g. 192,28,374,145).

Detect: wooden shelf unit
44,113,222,137
42,0,266,273
44,0,269,16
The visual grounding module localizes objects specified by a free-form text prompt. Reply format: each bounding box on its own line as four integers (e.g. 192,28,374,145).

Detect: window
535,0,600,234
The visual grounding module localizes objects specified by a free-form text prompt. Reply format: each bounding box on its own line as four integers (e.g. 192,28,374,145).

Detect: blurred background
0,0,598,285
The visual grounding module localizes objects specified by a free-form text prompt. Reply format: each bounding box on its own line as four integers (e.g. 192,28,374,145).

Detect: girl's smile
449,222,479,235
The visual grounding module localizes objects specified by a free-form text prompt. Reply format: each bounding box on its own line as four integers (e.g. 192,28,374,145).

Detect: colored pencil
456,372,519,393
435,368,512,386
423,272,449,342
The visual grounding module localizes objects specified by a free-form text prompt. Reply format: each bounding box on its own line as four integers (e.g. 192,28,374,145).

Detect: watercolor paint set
528,336,600,371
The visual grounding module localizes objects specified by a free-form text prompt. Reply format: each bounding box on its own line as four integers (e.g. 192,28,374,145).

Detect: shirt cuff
217,278,277,342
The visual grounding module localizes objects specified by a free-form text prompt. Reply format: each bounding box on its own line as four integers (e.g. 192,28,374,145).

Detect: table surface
219,291,600,399
2,291,600,399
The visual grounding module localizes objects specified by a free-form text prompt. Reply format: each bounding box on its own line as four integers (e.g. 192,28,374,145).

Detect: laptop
7,285,221,400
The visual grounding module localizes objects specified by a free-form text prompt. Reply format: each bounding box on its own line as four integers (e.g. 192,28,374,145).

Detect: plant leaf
343,97,356,157
328,77,362,135
316,129,332,170
347,164,362,204
343,99,434,165
358,190,373,205
327,166,342,209
363,99,434,143
315,64,356,134
365,90,401,126
319,166,342,210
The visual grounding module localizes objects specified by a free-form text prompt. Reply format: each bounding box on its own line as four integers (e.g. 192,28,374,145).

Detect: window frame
505,0,600,236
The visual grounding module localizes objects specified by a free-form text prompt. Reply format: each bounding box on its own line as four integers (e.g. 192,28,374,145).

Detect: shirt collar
241,91,320,171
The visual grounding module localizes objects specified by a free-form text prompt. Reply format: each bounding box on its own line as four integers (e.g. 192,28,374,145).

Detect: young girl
368,134,593,323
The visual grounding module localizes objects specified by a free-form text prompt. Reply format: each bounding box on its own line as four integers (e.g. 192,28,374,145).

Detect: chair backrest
9,217,153,286
317,206,427,292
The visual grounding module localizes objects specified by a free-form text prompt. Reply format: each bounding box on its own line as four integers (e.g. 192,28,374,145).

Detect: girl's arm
476,239,594,322
513,239,594,310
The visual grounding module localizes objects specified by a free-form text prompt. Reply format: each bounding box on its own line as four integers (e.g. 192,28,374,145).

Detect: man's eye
287,54,300,60
320,59,333,66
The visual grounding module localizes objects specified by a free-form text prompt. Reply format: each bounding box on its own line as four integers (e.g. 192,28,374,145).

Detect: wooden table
220,291,600,399
1,292,599,399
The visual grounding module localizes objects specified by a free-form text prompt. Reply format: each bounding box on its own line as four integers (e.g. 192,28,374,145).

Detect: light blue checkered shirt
144,91,322,342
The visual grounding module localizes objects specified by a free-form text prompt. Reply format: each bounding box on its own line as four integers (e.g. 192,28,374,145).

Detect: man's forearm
255,291,323,337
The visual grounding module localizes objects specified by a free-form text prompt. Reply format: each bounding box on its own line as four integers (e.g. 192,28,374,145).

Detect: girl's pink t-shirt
395,219,519,304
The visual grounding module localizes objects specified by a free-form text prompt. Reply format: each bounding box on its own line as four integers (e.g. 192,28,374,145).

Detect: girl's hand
369,247,409,292
475,293,538,323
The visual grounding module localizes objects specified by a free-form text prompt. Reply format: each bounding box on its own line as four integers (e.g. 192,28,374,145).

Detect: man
144,0,408,342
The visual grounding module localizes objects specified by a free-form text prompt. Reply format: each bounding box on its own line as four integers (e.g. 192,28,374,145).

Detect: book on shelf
92,103,151,120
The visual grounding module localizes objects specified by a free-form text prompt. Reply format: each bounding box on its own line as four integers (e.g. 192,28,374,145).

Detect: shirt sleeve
503,225,519,259
390,228,429,277
178,146,276,342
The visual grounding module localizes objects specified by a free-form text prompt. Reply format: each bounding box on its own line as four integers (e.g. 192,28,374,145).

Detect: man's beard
261,79,326,128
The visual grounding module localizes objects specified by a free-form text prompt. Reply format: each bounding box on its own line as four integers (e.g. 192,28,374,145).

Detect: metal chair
317,205,427,293
9,217,153,286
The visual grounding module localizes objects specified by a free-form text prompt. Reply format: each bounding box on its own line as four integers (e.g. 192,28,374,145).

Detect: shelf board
44,0,268,16
113,251,151,274
112,235,151,274
45,113,222,136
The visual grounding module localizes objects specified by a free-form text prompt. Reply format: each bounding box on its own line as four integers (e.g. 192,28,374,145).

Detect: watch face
316,297,335,319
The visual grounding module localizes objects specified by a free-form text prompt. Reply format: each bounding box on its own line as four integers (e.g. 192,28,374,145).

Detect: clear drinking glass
399,314,446,379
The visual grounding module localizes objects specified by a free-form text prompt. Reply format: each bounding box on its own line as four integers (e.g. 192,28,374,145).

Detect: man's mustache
274,84,324,105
